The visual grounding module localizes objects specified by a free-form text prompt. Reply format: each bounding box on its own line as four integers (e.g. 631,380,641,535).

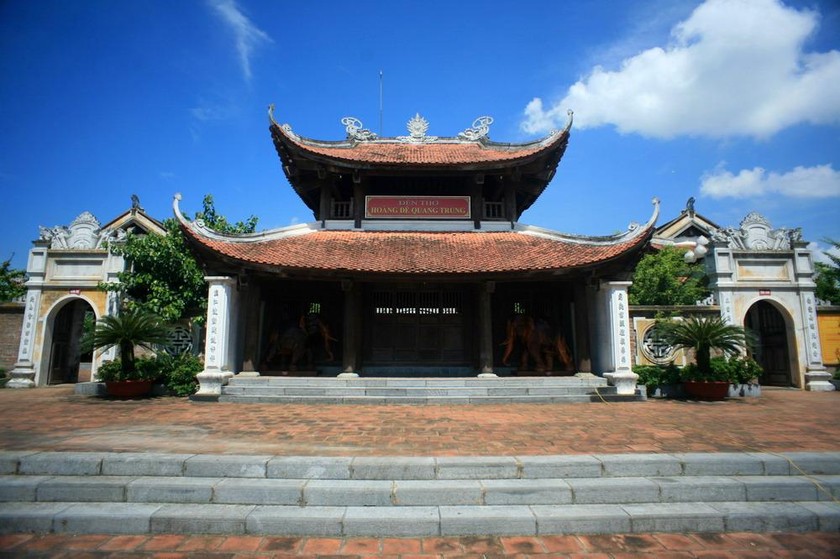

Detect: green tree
629,247,709,305
107,219,207,323
0,257,26,302
103,195,258,323
815,238,840,305
194,194,258,234
87,309,171,379
660,315,750,379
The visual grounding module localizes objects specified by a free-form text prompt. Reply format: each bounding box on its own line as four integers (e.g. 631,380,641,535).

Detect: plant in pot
658,315,750,401
87,309,171,398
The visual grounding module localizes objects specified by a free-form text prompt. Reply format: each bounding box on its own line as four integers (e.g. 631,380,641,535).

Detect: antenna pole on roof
379,70,383,137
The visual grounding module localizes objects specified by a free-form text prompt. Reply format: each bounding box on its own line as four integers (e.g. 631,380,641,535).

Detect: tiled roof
182,227,649,276
271,124,568,167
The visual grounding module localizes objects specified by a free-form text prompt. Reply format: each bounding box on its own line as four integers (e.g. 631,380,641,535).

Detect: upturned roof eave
173,194,658,279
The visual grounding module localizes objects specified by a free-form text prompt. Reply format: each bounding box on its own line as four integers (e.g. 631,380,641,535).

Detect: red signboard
759,290,771,296
365,196,471,219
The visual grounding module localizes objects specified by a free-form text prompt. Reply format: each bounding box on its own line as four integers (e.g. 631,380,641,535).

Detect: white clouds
522,0,840,138
208,0,272,82
701,163,840,198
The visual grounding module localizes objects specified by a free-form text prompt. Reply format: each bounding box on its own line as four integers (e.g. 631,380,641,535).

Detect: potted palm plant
87,309,171,398
659,315,750,401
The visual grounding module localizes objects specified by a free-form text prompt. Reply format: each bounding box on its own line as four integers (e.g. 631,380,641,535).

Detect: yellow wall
818,312,840,366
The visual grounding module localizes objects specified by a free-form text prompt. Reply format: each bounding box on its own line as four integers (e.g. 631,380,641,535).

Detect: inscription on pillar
17,292,39,362
804,295,822,365
616,292,629,368
207,286,221,367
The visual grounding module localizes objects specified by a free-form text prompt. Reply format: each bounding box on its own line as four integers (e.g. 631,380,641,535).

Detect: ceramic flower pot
104,379,153,398
682,380,729,401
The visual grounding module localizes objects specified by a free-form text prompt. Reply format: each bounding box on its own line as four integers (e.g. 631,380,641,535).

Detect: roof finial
268,104,279,127
563,109,574,133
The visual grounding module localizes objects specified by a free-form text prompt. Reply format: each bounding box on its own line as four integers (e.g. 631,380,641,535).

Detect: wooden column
471,181,482,229
239,280,261,372
319,183,330,225
504,181,516,228
477,281,495,375
573,282,592,372
340,280,360,376
353,175,364,229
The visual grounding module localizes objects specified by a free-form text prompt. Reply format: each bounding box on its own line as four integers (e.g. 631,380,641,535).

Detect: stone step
2,501,838,536
4,452,839,480
227,376,609,388
220,375,629,404
222,385,611,396
2,474,838,506
218,394,617,404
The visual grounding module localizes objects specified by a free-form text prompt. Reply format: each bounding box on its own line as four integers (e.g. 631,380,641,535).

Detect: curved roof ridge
172,193,316,243
518,197,660,246
268,104,570,153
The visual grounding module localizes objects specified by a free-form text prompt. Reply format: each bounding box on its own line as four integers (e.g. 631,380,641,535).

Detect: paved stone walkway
0,386,838,456
1,385,838,557
2,531,840,558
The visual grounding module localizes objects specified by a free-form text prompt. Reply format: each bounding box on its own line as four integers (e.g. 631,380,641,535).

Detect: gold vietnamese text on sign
364,196,471,219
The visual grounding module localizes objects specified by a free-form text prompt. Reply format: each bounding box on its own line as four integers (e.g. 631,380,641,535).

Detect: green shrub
97,354,202,396
154,352,202,396
682,356,762,384
96,359,159,382
633,363,681,392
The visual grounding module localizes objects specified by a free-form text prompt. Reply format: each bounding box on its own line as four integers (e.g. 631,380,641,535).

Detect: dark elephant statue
501,314,573,373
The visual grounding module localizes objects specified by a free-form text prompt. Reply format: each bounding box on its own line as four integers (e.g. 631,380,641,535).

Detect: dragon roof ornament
458,116,494,141
341,117,378,141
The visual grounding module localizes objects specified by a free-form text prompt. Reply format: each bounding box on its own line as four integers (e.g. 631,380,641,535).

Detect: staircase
1,451,838,536
219,375,642,404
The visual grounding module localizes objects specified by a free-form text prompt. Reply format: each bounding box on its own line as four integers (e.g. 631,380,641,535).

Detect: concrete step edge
4,452,838,479
2,475,837,506
1,501,838,536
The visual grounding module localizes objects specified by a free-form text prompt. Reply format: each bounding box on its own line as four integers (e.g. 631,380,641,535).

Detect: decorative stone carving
712,213,799,251
164,325,194,355
398,113,437,143
341,117,378,141
640,325,675,364
39,211,129,251
458,116,493,141
39,212,101,249
696,293,716,306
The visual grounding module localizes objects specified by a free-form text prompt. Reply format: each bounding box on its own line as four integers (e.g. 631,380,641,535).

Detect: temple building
175,107,659,398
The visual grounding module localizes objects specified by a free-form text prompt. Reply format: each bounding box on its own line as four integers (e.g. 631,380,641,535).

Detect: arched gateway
178,108,660,399
7,202,167,388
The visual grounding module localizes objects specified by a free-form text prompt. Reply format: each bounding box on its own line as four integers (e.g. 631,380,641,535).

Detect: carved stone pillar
194,276,238,400
596,280,637,395
801,293,833,391
477,282,496,377
7,288,42,388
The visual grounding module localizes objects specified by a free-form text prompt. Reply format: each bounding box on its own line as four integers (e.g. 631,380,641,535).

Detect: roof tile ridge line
517,197,660,246
269,102,567,150
172,193,317,243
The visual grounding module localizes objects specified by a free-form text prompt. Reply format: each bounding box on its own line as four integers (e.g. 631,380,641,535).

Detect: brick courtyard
0,386,838,456
1,385,838,557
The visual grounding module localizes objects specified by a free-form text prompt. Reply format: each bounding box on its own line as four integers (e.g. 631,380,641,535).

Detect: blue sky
1,0,838,270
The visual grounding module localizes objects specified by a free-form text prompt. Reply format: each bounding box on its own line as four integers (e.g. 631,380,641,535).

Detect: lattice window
331,200,352,219
484,201,504,219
